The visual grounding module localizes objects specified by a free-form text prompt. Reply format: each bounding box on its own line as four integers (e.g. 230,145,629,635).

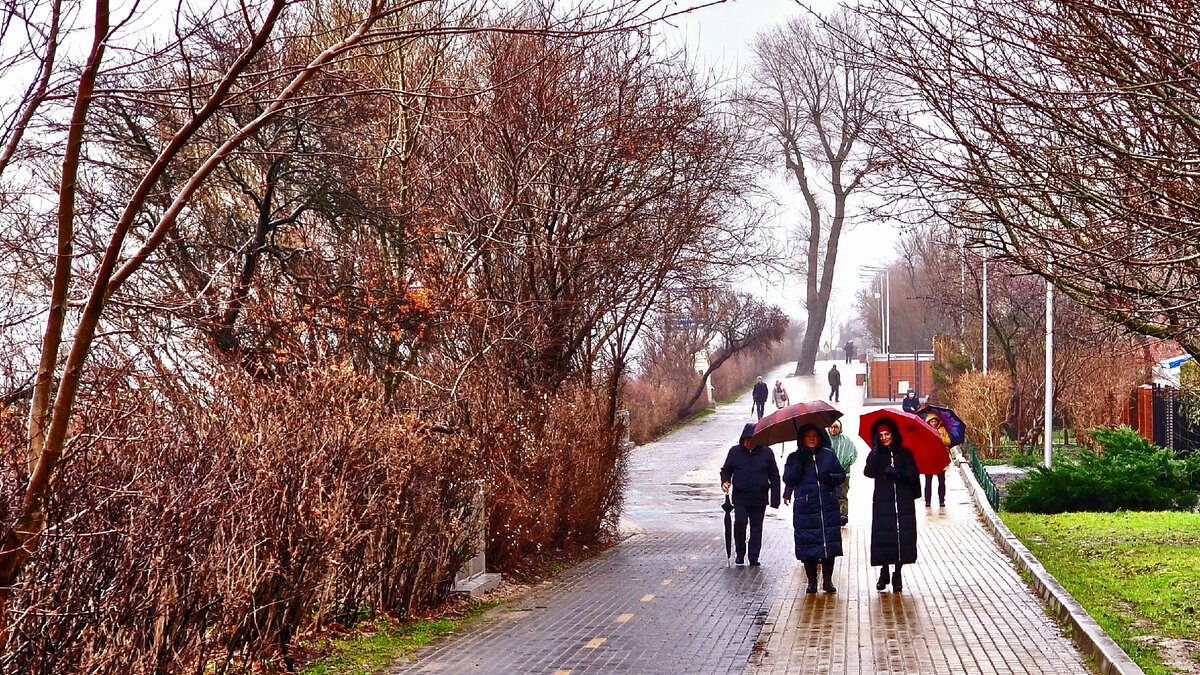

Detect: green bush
1008,452,1039,468
1004,426,1196,513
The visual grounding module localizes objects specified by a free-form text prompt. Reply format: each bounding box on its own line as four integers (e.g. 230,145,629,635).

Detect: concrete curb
955,458,1145,675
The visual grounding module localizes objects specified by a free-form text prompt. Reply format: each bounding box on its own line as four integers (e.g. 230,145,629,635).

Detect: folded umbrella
751,400,843,447
722,494,734,565
858,408,952,475
919,404,966,447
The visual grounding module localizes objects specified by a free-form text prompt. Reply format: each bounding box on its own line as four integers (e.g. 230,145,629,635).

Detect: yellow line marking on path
702,545,711,551
584,637,606,649
553,671,572,675
641,594,655,602
661,578,673,585
616,613,634,623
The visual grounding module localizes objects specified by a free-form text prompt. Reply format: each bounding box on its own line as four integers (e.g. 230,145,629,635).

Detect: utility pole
884,267,891,354
1044,270,1053,467
982,251,989,375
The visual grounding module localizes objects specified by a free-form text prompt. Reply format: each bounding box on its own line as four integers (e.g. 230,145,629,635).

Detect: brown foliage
950,371,1012,453
474,385,624,570
0,366,480,673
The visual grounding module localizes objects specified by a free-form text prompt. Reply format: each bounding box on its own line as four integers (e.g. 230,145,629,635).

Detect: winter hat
740,422,758,441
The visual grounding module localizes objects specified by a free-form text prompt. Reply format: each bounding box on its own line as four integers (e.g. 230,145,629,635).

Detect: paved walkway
390,360,1089,674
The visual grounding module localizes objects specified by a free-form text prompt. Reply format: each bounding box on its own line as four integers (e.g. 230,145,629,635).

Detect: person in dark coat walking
783,425,846,593
901,388,921,413
751,376,769,420
844,341,856,364
862,417,921,592
721,423,781,566
827,365,842,402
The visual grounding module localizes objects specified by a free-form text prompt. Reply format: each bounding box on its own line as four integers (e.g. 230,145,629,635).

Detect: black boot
876,565,890,591
821,557,837,593
803,560,818,593
892,564,904,592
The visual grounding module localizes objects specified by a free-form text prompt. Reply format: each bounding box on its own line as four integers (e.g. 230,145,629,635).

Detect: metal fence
964,439,1000,510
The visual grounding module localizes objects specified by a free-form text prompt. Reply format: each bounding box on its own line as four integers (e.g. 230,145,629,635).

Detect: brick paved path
390,360,1089,674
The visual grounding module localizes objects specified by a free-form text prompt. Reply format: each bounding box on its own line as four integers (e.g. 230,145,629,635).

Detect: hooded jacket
720,423,781,508
862,418,920,565
782,425,845,560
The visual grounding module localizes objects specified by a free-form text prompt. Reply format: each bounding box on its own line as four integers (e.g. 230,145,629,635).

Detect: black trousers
754,400,765,419
829,384,840,402
925,471,946,505
733,504,766,562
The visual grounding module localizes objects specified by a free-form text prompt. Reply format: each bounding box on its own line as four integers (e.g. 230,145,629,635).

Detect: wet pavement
388,360,1089,674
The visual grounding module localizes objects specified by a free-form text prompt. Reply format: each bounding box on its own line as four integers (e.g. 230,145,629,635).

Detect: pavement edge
954,457,1145,675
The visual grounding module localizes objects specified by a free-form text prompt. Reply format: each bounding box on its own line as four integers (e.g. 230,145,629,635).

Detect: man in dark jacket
827,364,841,402
721,423,781,566
844,341,856,364
751,376,769,420
902,388,920,413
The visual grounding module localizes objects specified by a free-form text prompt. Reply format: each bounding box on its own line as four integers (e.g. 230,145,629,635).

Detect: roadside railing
964,438,1001,510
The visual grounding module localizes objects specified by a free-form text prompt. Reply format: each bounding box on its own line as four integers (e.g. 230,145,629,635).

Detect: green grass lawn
1003,511,1200,675
300,602,496,675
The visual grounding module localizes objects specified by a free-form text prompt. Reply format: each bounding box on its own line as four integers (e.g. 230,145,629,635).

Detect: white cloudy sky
662,0,902,341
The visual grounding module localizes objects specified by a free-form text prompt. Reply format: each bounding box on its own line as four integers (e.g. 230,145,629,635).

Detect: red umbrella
858,408,951,475
751,401,843,447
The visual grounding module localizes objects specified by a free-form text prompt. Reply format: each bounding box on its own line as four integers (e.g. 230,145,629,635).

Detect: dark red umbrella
751,400,843,447
858,408,952,475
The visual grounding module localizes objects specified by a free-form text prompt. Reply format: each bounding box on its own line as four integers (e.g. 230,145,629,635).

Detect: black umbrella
722,494,734,565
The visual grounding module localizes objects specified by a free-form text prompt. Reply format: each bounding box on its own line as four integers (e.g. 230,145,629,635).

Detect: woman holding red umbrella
862,417,921,592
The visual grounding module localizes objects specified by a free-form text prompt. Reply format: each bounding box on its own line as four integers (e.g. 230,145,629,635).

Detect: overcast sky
662,0,901,344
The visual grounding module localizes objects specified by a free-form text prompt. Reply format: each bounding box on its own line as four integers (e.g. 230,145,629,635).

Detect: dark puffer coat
782,426,846,561
862,419,921,566
720,424,781,508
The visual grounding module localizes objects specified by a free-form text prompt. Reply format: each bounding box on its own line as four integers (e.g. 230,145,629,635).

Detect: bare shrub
1,366,479,673
1060,348,1148,448
951,371,1012,454
472,381,623,571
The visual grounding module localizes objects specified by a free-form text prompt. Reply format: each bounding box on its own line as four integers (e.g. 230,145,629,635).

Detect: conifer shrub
1004,426,1196,513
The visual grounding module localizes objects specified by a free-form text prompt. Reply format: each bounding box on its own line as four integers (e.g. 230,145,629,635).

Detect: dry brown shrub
950,371,1012,454
469,382,624,571
1059,348,1148,447
1,366,480,674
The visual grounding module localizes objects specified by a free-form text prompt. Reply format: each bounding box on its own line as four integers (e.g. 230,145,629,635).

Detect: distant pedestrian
863,417,920,592
721,423,781,566
923,412,952,508
772,380,790,410
828,419,858,526
783,425,845,593
827,364,841,403
752,376,769,420
844,341,856,364
902,388,921,414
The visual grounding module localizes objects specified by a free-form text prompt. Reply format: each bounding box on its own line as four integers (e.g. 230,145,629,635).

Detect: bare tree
862,0,1200,360
741,10,897,375
0,0,730,649
676,289,788,416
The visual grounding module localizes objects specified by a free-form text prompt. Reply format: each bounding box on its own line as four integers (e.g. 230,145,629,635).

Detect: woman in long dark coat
862,417,920,592
783,424,846,593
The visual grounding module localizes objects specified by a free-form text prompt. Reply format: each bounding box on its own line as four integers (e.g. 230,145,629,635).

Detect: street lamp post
982,251,989,375
861,266,891,354
1044,270,1054,467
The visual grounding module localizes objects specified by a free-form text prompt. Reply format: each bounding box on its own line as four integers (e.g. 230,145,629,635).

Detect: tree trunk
678,354,730,418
